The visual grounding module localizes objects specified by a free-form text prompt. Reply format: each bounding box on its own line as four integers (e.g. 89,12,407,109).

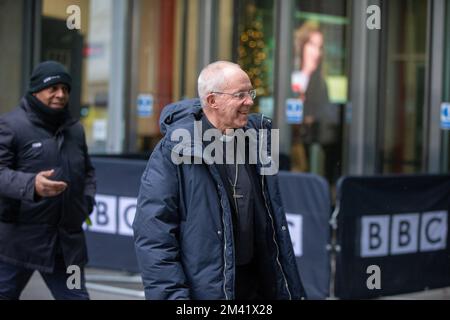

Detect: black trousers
0,255,89,300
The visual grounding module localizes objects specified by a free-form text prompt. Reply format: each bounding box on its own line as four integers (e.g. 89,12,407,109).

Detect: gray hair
197,61,242,107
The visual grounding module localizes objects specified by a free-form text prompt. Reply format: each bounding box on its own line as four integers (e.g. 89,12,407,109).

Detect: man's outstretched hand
34,169,68,198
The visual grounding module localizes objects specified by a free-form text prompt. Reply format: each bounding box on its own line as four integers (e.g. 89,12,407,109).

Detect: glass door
41,0,120,154
380,0,428,173
442,1,450,172
0,0,24,113
287,0,350,184
128,0,198,154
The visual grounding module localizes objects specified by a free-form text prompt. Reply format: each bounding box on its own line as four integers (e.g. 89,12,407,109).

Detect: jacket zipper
259,114,292,300
261,176,292,300
219,199,230,300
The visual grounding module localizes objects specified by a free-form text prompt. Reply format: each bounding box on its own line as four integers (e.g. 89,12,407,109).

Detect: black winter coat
0,97,96,272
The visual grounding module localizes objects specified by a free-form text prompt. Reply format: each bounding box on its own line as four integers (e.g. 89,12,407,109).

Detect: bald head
197,61,244,107
196,61,254,132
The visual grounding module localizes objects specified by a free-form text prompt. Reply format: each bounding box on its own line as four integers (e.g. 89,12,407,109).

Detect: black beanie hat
28,61,72,94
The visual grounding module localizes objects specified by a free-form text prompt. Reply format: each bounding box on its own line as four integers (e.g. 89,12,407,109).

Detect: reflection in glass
42,0,113,154
289,0,349,184
236,0,275,117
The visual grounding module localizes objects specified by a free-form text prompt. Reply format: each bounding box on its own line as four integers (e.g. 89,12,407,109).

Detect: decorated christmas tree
237,3,270,111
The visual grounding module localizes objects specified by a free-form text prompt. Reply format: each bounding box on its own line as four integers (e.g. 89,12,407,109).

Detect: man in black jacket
0,61,96,300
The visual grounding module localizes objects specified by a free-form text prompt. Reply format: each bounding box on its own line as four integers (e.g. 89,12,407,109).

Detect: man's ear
206,94,217,109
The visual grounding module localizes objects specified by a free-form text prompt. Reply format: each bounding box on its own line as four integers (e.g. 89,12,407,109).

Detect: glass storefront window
0,0,24,114
235,0,275,118
129,0,197,153
381,0,428,173
288,0,349,183
41,0,116,154
442,1,450,172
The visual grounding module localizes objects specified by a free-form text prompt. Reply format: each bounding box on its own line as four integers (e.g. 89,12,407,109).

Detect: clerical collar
201,113,236,142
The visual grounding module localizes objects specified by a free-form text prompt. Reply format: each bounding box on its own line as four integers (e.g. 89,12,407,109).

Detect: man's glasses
211,89,256,101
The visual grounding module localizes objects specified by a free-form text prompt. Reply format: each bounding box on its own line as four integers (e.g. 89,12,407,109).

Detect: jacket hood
159,98,202,135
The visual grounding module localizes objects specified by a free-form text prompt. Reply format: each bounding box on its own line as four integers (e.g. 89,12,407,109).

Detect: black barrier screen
278,172,331,299
84,158,147,272
335,175,450,299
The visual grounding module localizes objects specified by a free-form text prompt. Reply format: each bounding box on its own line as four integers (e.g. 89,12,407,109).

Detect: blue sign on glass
137,94,154,118
441,103,450,130
286,99,303,124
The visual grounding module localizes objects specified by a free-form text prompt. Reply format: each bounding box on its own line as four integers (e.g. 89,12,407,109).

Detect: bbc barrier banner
84,158,147,272
278,172,331,299
334,175,450,299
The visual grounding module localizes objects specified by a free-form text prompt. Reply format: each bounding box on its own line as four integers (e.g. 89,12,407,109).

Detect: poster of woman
290,20,339,181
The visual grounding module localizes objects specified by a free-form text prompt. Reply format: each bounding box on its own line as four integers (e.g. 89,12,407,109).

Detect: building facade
1,0,450,186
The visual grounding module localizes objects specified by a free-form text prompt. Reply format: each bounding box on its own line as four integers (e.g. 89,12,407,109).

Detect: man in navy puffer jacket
133,61,306,300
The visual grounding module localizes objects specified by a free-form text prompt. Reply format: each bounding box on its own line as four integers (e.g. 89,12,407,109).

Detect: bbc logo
360,211,448,257
83,194,137,236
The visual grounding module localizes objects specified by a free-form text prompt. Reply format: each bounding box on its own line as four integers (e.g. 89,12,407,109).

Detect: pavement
377,287,450,300
18,267,450,300
20,267,145,300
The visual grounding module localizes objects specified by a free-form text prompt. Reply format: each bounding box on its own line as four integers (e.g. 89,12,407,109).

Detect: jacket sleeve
132,142,189,300
0,118,36,201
